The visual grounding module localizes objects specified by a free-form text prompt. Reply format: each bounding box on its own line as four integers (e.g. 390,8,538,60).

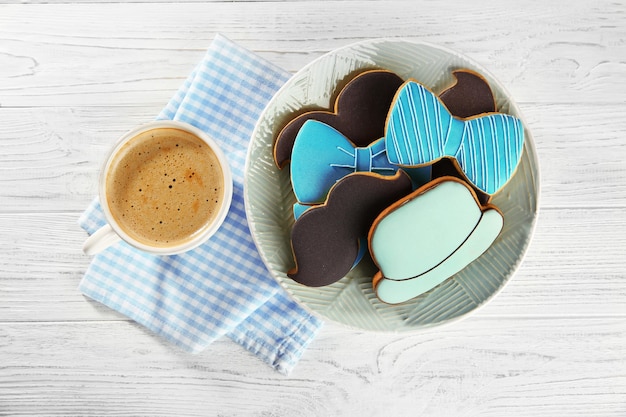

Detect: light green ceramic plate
244,39,539,332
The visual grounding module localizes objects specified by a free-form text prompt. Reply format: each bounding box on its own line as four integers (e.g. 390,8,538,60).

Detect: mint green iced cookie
370,177,503,304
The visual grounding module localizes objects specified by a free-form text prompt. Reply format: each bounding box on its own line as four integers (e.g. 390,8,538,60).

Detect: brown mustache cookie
288,170,413,287
438,69,496,118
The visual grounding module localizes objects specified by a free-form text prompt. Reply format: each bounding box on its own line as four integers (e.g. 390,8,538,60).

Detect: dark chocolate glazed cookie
288,170,413,287
438,69,496,118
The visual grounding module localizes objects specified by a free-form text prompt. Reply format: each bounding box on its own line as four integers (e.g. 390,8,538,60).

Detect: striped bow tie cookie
385,80,525,195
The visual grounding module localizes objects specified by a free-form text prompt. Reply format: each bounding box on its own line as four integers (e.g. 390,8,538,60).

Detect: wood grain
1,2,625,106
1,318,624,416
1,0,625,416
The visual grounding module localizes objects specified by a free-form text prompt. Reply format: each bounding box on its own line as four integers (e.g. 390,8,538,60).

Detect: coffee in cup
83,121,233,255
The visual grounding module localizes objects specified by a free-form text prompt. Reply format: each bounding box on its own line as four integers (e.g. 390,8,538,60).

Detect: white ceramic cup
83,120,233,256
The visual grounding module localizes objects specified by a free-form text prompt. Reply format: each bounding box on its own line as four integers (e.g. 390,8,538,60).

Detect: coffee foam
106,128,224,247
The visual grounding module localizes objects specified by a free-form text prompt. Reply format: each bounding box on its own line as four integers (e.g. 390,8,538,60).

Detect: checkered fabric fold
78,34,322,375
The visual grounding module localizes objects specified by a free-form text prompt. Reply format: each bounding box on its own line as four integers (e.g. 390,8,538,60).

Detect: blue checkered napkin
78,34,323,375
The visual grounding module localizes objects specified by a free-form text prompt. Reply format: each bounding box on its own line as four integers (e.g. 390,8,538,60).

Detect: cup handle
83,224,122,255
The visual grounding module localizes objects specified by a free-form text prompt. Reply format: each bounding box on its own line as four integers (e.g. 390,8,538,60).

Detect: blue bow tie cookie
290,120,398,205
385,80,525,195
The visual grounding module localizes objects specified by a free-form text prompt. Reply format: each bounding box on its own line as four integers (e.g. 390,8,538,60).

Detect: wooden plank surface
0,1,625,416
1,2,626,106
1,318,624,416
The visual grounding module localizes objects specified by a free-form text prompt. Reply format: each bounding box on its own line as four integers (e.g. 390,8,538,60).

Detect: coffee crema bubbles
105,127,225,247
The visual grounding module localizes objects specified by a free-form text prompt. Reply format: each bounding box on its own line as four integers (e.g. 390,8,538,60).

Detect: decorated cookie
369,177,504,304
385,80,525,195
290,119,398,205
288,171,413,288
274,70,404,168
432,70,497,204
439,69,496,118
293,200,369,273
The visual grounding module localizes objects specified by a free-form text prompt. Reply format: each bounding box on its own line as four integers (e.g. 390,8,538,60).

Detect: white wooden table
1,1,625,415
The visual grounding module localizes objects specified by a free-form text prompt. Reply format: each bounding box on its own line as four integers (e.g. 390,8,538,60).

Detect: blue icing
291,120,398,204
370,179,504,304
401,166,432,189
371,180,482,280
292,202,310,220
385,81,525,195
